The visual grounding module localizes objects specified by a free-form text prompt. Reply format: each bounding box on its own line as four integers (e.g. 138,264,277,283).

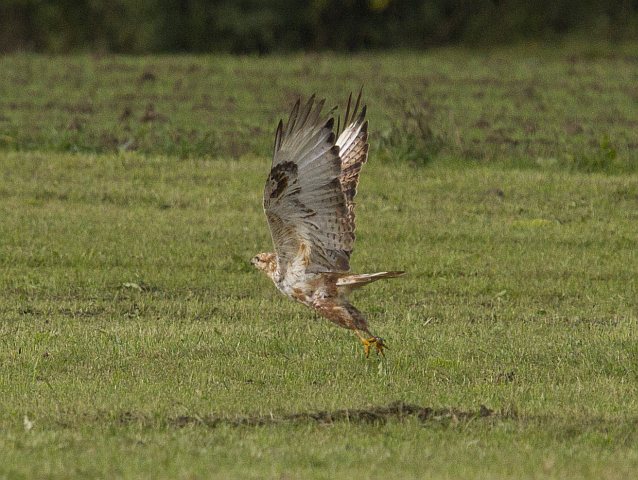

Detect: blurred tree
0,0,636,53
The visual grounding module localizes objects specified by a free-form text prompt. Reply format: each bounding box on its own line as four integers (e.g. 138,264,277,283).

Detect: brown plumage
252,91,405,356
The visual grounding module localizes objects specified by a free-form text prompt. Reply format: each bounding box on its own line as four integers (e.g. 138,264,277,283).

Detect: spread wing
336,90,368,239
263,96,354,278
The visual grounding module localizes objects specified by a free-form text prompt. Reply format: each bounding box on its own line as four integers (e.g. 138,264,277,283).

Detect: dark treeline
1,0,637,53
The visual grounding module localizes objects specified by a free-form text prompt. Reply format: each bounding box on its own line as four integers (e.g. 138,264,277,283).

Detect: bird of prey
251,92,404,356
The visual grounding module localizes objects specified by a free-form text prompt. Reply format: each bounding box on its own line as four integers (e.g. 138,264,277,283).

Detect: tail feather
337,271,405,291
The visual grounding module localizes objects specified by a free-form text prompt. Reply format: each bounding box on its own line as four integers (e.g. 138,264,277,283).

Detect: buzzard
251,92,404,356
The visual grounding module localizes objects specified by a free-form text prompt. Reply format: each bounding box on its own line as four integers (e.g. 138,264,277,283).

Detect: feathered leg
314,299,386,357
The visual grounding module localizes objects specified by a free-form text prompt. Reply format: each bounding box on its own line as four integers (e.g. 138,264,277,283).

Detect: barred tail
336,271,405,291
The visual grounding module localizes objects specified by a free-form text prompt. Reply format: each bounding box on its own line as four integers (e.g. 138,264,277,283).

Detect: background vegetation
2,46,637,173
1,0,638,53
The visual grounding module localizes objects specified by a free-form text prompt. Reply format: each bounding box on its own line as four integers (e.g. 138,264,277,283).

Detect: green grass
1,44,637,171
1,48,638,478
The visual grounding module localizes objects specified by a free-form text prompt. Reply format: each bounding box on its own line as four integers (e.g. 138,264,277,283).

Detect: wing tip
359,104,367,122
274,119,284,152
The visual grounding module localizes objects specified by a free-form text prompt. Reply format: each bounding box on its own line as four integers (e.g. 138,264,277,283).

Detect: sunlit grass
1,146,637,477
1,47,637,477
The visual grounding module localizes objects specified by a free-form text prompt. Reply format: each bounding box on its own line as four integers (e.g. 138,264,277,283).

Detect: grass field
1,46,638,478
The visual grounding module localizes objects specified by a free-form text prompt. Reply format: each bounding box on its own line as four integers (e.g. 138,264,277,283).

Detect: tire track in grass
113,401,501,428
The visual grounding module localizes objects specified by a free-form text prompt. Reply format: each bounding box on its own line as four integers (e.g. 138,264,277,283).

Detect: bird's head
251,252,277,278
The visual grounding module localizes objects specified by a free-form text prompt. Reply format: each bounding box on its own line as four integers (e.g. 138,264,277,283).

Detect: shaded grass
3,419,638,479
1,149,637,477
1,46,637,172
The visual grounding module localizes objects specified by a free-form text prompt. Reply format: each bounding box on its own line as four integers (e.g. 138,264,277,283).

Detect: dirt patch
523,121,537,134
58,306,106,318
564,121,584,135
119,106,132,121
474,118,490,129
67,118,83,132
138,70,157,83
140,103,167,122
162,402,500,429
43,101,94,114
485,187,505,199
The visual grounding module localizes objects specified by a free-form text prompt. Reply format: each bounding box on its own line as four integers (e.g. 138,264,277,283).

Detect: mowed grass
1,150,637,478
1,49,638,478
1,44,637,171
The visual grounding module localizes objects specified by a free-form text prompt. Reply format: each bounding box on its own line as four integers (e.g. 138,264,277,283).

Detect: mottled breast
277,273,332,307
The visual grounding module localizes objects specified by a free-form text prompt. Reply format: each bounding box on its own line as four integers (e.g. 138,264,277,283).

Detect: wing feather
336,89,369,256
264,97,354,278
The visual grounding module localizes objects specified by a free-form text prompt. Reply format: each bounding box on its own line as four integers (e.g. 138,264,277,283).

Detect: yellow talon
361,337,387,357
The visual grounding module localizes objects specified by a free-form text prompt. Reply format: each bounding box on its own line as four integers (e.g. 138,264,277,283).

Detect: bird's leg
354,330,387,357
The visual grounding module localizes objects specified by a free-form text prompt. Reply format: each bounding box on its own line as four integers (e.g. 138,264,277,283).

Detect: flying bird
251,92,404,356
